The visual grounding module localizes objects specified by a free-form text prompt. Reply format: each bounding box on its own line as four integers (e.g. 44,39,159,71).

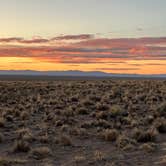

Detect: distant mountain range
0,70,166,78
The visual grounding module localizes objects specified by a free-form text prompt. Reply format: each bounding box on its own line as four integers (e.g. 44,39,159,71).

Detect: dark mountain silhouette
0,70,165,78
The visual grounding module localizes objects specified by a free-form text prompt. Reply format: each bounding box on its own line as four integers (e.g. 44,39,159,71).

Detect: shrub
95,112,108,120
0,133,3,143
69,127,87,137
5,115,13,122
60,124,70,132
12,140,30,153
82,99,93,107
132,128,157,143
109,105,128,118
89,95,101,102
73,155,86,163
38,135,49,143
70,96,79,102
156,102,166,117
62,109,75,117
57,135,72,146
94,119,110,129
30,147,51,160
102,129,118,142
116,135,136,149
96,103,109,111
0,157,26,165
156,120,166,133
16,128,33,142
94,150,106,161
139,143,156,153
20,111,29,120
0,117,5,127
77,107,88,115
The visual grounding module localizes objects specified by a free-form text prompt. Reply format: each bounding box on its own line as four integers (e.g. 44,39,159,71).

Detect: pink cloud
20,38,49,44
0,36,165,64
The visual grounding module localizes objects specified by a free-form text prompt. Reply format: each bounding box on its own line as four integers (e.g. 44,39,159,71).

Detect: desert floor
0,79,165,166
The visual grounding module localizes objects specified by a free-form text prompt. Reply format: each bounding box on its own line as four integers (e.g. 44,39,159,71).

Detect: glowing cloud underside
0,35,166,74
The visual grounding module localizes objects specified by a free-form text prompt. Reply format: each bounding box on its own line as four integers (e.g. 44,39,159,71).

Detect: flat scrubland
0,79,165,166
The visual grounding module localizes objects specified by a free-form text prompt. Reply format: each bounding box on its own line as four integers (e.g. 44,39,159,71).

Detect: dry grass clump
38,134,49,143
132,128,157,143
12,140,30,153
94,150,106,161
156,119,166,133
95,111,108,120
0,133,4,143
0,157,27,165
44,113,56,122
55,134,72,146
81,98,93,107
60,124,70,132
94,119,110,129
116,135,136,150
81,121,94,129
77,107,88,115
139,143,156,153
62,108,75,117
73,155,86,163
70,96,79,102
120,117,132,126
96,103,109,111
69,127,87,137
101,129,119,142
16,128,34,142
5,115,14,122
156,102,166,117
109,105,128,118
145,115,154,124
0,117,5,127
14,109,21,117
89,95,101,102
30,147,51,160
20,111,29,120
0,158,11,165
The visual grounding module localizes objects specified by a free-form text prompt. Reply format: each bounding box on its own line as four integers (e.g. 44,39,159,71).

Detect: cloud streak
0,34,94,44
95,67,139,71
52,34,94,40
0,36,166,64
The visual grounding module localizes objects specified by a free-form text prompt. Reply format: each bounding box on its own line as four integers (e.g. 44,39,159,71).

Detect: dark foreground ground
0,78,166,166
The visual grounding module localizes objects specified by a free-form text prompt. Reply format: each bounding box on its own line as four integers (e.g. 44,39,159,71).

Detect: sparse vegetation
156,119,166,133
116,135,136,150
139,143,156,153
12,140,30,153
0,117,5,127
0,133,3,143
132,128,158,143
156,102,166,117
20,111,29,120
94,150,106,161
109,105,128,117
0,79,165,165
56,134,72,146
30,147,51,160
101,129,119,142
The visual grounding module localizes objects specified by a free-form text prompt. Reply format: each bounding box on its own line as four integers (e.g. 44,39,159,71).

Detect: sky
0,0,166,74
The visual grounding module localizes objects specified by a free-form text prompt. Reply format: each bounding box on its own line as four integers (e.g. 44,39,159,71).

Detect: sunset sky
0,0,166,74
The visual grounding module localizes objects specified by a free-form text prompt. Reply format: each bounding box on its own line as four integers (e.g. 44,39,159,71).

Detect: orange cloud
0,36,165,74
